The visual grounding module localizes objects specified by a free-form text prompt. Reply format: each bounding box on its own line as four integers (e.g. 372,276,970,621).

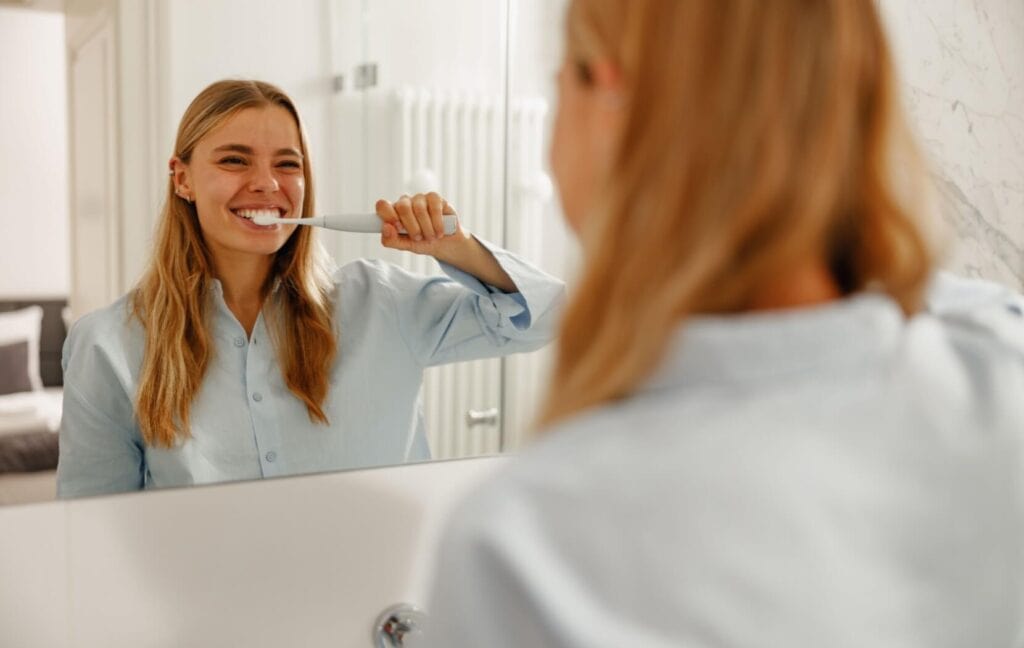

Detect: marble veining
880,0,1024,290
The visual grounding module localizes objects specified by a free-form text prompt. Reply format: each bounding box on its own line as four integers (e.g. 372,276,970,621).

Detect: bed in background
0,299,66,505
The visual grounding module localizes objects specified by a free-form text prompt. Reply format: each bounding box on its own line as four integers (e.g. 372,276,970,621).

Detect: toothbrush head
252,214,280,226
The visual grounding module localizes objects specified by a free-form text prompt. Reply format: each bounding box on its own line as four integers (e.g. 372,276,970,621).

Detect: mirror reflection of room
1,0,1020,509
56,78,565,499
0,0,574,506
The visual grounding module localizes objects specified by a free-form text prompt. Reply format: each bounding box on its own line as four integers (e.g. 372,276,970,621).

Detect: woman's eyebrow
212,143,303,158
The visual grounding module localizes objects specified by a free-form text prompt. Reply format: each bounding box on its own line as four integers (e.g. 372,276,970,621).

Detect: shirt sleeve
385,236,566,367
57,309,146,498
421,486,572,648
420,477,682,648
927,271,1024,356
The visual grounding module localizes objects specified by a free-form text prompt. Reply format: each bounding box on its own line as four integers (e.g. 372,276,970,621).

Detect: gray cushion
0,340,33,396
0,429,59,473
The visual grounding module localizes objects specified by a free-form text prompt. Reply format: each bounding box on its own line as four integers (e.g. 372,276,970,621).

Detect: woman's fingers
380,220,415,250
377,198,414,250
377,193,459,248
426,192,446,237
412,194,438,240
394,195,423,241
375,199,401,229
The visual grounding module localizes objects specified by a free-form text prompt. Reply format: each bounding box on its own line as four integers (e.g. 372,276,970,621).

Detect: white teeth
236,208,280,221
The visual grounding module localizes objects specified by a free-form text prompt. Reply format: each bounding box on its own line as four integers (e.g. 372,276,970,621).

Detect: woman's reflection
57,79,564,498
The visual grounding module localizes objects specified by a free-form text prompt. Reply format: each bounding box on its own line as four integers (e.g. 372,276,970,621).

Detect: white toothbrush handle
321,214,457,235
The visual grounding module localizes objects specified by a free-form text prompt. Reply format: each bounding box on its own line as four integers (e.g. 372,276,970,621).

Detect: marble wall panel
880,0,1024,290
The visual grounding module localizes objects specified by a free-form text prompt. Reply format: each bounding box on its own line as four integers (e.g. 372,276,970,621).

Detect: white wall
163,0,334,180
0,7,70,299
880,0,1024,290
160,0,506,236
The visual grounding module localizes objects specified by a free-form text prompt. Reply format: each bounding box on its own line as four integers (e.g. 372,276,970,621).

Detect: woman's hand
375,193,517,293
375,193,468,256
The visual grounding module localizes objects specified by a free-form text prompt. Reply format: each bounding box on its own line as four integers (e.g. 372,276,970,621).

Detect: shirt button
234,336,245,347
265,451,277,462
252,392,263,402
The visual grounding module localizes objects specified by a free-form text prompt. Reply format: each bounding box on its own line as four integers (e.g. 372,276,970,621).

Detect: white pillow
0,306,44,391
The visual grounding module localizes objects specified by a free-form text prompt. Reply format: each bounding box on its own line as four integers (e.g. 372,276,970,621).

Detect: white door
68,18,119,320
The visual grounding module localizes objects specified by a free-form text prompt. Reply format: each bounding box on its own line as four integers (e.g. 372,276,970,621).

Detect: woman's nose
248,164,280,193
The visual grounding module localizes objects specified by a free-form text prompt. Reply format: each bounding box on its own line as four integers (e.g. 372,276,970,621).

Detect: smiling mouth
233,208,284,222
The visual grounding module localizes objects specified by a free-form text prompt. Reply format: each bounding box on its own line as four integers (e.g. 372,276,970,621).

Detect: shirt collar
208,276,283,296
207,277,278,336
641,292,905,392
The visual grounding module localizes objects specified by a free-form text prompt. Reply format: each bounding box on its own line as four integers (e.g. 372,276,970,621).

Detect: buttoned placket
245,317,285,476
212,283,283,477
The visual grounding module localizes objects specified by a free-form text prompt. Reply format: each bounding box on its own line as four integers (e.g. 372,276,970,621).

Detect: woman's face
178,105,304,263
551,60,594,234
550,56,620,235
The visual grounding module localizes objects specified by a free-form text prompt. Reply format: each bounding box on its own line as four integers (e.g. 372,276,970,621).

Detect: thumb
381,221,414,251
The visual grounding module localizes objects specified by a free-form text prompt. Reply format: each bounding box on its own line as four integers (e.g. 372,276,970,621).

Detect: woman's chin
212,234,291,260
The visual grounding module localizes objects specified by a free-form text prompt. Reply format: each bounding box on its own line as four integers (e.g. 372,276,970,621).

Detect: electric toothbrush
250,212,457,235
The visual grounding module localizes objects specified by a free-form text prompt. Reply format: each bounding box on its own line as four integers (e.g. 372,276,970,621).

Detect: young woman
57,80,564,498
423,1,1024,645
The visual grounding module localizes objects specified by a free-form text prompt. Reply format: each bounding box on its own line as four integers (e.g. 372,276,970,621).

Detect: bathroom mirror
1,0,1021,508
0,0,574,507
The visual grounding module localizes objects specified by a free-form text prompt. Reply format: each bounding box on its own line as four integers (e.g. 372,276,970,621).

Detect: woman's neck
747,259,842,312
212,252,274,337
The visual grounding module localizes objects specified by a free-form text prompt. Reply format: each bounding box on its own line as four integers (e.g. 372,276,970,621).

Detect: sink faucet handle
374,603,427,647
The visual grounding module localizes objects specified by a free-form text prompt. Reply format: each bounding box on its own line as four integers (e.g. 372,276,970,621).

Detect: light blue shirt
57,240,565,498
424,275,1024,647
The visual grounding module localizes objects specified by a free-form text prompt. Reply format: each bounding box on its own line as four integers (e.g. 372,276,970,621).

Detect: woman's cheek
290,177,305,213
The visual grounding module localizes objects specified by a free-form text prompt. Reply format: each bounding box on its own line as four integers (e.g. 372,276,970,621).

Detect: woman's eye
219,156,246,165
278,160,302,170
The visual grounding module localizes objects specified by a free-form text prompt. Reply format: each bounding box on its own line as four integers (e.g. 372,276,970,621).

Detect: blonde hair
131,79,337,448
540,0,934,427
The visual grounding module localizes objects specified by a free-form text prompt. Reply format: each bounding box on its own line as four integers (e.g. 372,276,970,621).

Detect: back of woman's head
541,0,935,426
133,79,335,448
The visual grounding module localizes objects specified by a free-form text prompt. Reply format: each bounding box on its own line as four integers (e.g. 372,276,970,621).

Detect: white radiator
331,87,552,460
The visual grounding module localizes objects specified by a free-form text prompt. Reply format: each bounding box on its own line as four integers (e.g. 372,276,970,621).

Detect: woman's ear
169,157,193,201
589,58,627,110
